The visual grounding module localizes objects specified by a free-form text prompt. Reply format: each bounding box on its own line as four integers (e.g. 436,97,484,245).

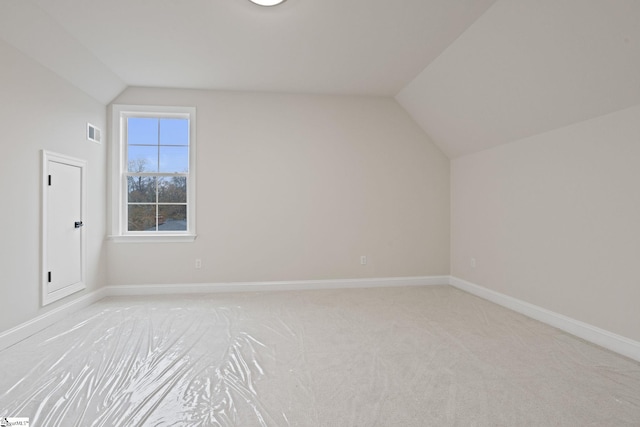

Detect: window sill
107,234,197,243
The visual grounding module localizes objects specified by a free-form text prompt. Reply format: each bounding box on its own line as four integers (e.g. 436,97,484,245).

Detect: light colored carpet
0,285,639,426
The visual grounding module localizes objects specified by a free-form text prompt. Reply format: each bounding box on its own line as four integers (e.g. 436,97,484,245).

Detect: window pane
158,205,187,231
127,176,156,203
128,146,159,172
158,176,187,203
128,205,156,231
128,118,159,145
159,146,189,173
160,119,189,146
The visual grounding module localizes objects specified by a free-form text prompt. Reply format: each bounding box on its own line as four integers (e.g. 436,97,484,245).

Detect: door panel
42,151,86,305
47,161,82,292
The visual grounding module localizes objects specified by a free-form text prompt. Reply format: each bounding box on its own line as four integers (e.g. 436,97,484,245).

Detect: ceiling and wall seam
2,1,639,157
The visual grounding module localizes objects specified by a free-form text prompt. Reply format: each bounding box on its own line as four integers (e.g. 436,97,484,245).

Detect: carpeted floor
1,285,639,426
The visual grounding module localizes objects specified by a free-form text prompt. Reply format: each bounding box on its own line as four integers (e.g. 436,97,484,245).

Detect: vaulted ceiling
398,0,640,157
1,0,639,158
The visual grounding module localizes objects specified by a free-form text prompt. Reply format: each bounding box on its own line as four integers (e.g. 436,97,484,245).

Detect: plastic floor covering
1,286,639,426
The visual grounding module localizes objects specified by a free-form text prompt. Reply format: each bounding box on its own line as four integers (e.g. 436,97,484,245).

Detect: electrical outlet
195,258,202,269
470,258,477,268
360,255,367,265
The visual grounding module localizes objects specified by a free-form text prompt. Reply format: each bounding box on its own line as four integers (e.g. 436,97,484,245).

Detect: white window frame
109,104,197,243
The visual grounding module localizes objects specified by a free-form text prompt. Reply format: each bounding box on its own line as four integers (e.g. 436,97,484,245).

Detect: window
110,105,196,242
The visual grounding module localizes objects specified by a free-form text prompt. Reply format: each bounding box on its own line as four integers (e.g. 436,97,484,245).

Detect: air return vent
87,123,101,143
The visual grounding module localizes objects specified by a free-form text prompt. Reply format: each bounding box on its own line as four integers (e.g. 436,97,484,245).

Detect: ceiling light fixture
248,0,286,6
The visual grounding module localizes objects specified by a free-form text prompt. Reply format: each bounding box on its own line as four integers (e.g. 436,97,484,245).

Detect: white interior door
42,151,86,305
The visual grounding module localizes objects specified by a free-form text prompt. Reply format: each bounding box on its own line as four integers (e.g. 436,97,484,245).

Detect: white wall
451,104,640,342
108,88,450,285
0,40,108,332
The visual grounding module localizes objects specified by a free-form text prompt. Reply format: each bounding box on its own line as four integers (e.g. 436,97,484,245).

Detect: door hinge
48,175,52,186
48,271,52,283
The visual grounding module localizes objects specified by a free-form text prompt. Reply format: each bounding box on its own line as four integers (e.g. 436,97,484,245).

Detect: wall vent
87,123,101,143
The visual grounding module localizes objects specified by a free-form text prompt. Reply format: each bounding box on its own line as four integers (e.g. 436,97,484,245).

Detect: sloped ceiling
0,0,495,100
0,1,126,104
1,0,639,158
397,0,640,157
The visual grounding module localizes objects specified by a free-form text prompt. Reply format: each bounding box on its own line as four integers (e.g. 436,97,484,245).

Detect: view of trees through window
126,117,189,232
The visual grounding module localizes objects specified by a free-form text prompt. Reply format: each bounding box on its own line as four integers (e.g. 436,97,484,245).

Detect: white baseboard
7,276,636,363
0,287,107,352
449,276,640,363
0,276,448,351
103,275,450,297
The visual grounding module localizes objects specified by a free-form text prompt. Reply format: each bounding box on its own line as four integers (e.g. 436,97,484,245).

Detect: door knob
74,221,84,228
